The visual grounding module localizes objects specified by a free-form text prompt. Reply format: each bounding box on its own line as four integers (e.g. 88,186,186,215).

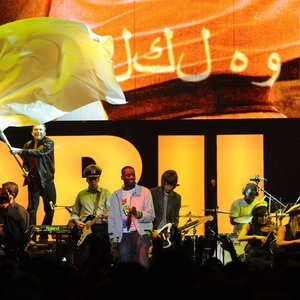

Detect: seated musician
238,201,276,270
276,203,300,265
230,183,260,235
0,182,30,261
228,183,261,258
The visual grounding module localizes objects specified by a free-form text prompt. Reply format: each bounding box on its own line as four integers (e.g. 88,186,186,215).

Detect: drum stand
188,224,211,263
191,226,197,260
181,219,201,261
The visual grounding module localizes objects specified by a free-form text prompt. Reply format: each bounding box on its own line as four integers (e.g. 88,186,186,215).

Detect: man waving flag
0,17,127,131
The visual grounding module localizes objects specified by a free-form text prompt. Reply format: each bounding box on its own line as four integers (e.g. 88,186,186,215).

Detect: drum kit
233,213,288,224
179,209,228,262
179,207,289,264
179,208,229,219
233,174,294,226
178,176,300,264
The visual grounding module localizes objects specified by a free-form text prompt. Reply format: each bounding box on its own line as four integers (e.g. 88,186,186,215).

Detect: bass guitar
75,208,109,246
152,215,213,249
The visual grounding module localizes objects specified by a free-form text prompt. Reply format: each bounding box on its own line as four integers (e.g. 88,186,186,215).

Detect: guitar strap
93,191,101,216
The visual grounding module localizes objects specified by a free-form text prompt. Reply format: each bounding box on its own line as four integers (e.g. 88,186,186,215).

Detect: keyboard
34,225,72,234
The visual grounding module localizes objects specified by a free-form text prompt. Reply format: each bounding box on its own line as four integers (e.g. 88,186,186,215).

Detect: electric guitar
76,208,109,246
152,215,214,249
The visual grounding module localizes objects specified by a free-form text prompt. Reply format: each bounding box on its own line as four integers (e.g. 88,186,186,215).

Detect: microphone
126,207,135,230
250,176,267,183
49,201,55,210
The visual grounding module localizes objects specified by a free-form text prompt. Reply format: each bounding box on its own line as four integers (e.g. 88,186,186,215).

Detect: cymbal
201,209,230,214
270,212,288,218
179,214,206,218
234,216,252,224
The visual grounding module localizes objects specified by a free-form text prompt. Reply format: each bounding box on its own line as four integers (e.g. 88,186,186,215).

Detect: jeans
118,231,151,268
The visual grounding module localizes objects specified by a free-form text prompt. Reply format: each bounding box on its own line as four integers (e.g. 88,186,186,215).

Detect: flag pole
0,129,28,178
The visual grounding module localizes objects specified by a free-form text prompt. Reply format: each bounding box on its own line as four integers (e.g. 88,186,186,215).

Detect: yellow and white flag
0,17,127,130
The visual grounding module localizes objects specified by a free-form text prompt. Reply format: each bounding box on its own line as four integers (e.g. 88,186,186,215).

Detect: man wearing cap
69,164,111,267
276,203,300,264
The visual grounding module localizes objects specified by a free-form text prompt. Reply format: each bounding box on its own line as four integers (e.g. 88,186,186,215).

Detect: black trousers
75,223,111,267
27,180,56,226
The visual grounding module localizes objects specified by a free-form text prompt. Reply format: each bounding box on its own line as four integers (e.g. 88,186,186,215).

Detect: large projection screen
0,0,299,120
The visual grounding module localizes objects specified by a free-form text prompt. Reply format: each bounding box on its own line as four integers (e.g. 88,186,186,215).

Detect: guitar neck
87,208,109,227
179,220,200,232
88,215,102,227
179,216,213,232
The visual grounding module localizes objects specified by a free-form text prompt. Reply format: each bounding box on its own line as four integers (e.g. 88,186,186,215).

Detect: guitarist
150,170,182,254
69,164,111,267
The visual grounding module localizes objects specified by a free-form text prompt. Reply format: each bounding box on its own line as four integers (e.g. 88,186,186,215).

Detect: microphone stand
53,205,74,214
186,212,198,260
210,179,218,260
294,196,300,205
192,225,197,261
257,184,287,226
257,185,285,213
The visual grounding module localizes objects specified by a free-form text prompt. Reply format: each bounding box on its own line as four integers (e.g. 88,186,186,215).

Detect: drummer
229,183,261,235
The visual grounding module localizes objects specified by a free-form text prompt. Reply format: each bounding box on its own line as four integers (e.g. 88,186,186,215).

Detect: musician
11,124,56,242
108,166,155,269
69,164,111,267
230,183,260,234
0,182,30,260
276,203,300,264
150,170,182,253
238,201,276,269
228,183,261,259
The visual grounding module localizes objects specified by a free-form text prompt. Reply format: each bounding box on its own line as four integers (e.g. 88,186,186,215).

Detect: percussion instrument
234,216,252,224
269,212,288,218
